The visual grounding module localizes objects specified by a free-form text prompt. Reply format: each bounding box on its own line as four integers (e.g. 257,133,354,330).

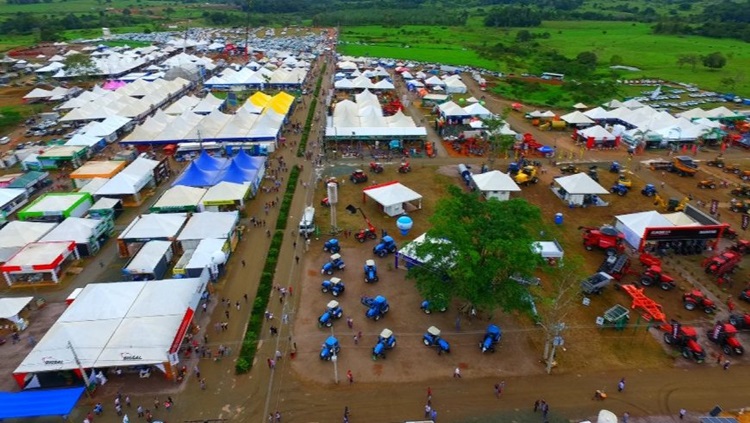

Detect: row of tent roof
172,150,265,188
205,66,308,87
122,91,295,144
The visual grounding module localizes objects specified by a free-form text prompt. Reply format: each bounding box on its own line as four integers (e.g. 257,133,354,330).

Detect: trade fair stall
117,213,188,257
122,240,173,281
362,181,423,217
1,241,79,286
0,188,30,224
201,181,251,211
176,211,239,251
94,157,163,206
552,173,609,207
13,274,207,389
87,197,123,219
7,171,50,195
34,146,88,170
0,221,58,262
173,238,228,279
70,161,126,189
470,171,521,201
531,241,564,266
18,192,94,222
0,296,34,332
150,186,206,213
38,217,113,257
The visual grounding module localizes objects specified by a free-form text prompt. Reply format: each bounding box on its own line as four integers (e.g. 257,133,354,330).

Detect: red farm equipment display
703,251,742,276
682,290,717,313
659,320,706,363
707,321,744,355
581,225,625,256
598,253,675,290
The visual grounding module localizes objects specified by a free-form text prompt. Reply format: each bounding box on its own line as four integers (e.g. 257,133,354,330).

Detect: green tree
702,51,727,69
609,54,623,66
407,186,543,314
676,54,699,71
63,53,96,80
575,51,597,69
483,113,516,168
516,29,532,42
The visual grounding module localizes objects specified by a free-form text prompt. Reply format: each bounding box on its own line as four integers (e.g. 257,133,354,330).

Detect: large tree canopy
407,185,544,313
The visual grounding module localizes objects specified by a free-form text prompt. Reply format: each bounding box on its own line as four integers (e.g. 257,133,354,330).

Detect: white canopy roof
555,173,609,195
560,110,594,125
579,125,616,141
177,211,238,241
202,181,250,203
39,217,102,244
462,102,492,118
0,188,27,209
185,238,227,270
124,240,172,274
0,221,58,262
15,276,206,374
0,297,34,319
96,157,159,196
471,171,521,192
364,182,422,207
583,107,612,120
65,133,103,148
78,177,109,194
438,101,468,117
615,210,674,248
152,186,206,210
119,213,188,240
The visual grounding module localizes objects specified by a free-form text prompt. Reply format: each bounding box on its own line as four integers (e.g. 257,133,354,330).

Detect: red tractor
730,239,750,254
740,288,750,303
660,321,706,363
350,170,368,184
369,162,384,174
729,313,750,330
581,225,625,256
355,208,378,243
599,253,661,281
703,251,742,276
639,265,676,290
398,161,412,173
682,290,717,313
707,322,744,355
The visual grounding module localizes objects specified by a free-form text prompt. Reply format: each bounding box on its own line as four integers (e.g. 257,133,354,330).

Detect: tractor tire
321,288,328,293
684,301,696,311
531,177,539,184
722,344,733,355
605,248,617,256
681,348,691,359
357,237,365,243
704,307,715,314
647,192,655,197
710,184,716,189
735,346,744,355
373,276,379,282
641,276,654,287
663,333,674,344
423,308,431,314
368,232,377,239
332,291,339,297
374,314,381,321
423,339,431,346
326,270,333,275
660,282,673,291
618,190,626,197
585,245,594,251
383,305,390,313
729,315,741,326
377,250,386,258
326,321,332,328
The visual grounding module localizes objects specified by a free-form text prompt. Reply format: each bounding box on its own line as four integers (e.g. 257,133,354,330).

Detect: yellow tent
267,92,295,115
248,92,272,108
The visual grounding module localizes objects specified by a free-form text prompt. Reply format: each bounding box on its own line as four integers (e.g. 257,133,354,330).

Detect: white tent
573,102,588,110
184,238,227,272
14,275,206,376
39,217,101,244
583,107,612,120
443,78,467,94
438,101,468,117
119,213,188,241
424,75,444,86
96,157,159,196
192,93,224,115
560,111,595,126
177,211,238,250
602,99,624,109
0,296,34,327
363,182,422,217
462,102,492,118
123,240,172,276
0,221,58,262
201,182,251,210
554,173,609,206
152,186,206,211
0,188,28,214
614,211,673,249
471,171,520,201
579,125,615,141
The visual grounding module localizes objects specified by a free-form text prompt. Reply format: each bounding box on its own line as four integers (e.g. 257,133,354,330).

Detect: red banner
710,200,719,215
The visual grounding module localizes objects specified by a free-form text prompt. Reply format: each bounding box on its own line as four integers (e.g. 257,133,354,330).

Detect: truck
299,206,315,235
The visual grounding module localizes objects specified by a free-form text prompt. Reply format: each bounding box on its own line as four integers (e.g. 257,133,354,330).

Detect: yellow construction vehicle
618,173,632,188
654,194,690,212
514,165,539,186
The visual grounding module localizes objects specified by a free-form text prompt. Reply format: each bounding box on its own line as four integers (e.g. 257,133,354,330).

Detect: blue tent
220,161,258,184
0,387,85,419
173,162,219,187
194,150,228,171
232,149,265,170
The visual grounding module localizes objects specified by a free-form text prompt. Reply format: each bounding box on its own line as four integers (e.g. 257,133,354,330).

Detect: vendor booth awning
555,173,609,194
614,210,673,249
363,181,423,217
0,387,85,419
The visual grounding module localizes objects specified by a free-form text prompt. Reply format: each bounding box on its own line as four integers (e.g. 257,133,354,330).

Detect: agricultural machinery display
640,265,677,290
609,161,621,173
321,253,346,275
364,259,379,283
610,184,629,196
682,290,717,313
729,313,750,330
707,322,744,355
581,225,625,255
730,186,750,198
420,299,448,314
423,326,450,354
369,162,384,174
355,208,378,242
740,288,750,303
730,200,750,213
669,156,699,176
318,300,343,328
361,295,390,321
372,328,397,360
724,163,742,174
398,161,412,173
513,165,539,186
350,169,368,184
661,321,706,362
641,184,657,197
580,272,615,295
587,165,599,182
320,336,341,361
323,238,341,254
321,277,345,297
697,179,717,189
706,156,725,168
703,251,742,276
480,324,502,353
373,235,398,257
559,164,579,174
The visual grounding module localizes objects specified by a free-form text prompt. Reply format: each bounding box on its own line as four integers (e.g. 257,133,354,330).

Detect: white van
299,206,315,235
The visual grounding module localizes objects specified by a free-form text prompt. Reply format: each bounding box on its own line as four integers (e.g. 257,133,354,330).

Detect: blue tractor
364,259,379,283
318,300,343,328
321,277,345,297
480,324,502,353
361,295,390,321
642,184,657,197
609,161,621,173
423,326,450,354
323,238,341,254
373,236,397,258
372,328,397,360
320,336,341,361
321,253,346,275
610,183,629,196
420,299,448,314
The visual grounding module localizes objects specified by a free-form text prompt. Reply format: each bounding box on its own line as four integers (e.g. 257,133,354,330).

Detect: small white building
470,171,521,201
553,173,609,207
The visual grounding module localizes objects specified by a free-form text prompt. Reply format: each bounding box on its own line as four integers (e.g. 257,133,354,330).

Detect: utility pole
545,323,565,375
67,341,92,398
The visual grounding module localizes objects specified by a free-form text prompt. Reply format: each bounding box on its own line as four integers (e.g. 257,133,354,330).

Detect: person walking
453,367,461,378
153,398,159,410
424,403,432,419
723,360,731,370
347,317,353,329
623,411,630,423
618,377,625,392
346,369,354,384
200,378,206,390
534,399,540,412
136,405,144,417
427,387,432,402
679,409,686,419
241,259,246,268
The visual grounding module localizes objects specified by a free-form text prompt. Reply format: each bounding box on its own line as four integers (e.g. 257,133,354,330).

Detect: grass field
339,20,750,96
0,0,166,16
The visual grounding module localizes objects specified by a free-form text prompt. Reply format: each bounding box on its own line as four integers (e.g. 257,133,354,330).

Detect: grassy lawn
0,0,136,16
340,20,750,96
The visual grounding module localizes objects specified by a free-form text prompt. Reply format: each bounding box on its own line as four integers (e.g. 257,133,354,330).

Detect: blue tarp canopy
232,149,265,169
194,150,229,170
173,149,265,187
0,387,85,419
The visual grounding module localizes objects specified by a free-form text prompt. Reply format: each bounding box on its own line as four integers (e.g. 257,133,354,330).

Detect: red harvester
581,225,625,256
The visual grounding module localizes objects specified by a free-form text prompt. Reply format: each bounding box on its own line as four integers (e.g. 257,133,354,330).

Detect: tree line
312,8,466,26
1,11,148,41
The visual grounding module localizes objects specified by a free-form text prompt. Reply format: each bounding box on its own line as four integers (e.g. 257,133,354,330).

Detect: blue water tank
554,213,563,225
